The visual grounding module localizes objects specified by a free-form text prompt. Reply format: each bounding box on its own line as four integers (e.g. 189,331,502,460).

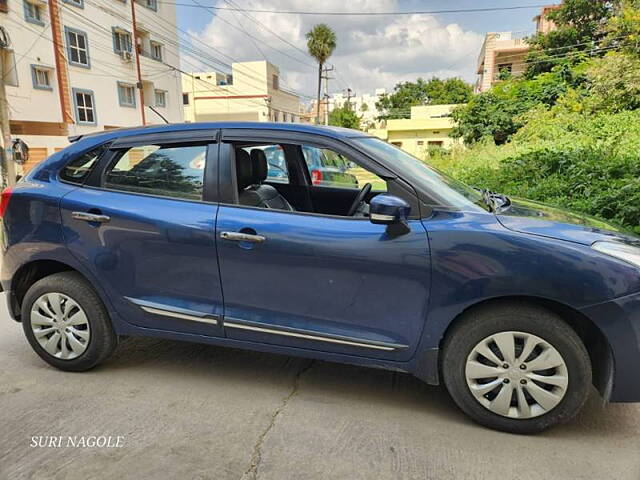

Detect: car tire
441,301,592,434
22,271,118,371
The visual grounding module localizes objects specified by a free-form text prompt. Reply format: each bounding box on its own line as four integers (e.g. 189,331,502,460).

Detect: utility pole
0,26,17,188
345,87,355,111
321,65,334,126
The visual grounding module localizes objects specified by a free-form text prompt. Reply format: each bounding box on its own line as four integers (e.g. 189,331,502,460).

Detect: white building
1,0,183,174
182,61,301,124
329,88,387,129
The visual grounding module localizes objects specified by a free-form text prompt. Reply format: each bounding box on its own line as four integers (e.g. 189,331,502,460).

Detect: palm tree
306,24,336,125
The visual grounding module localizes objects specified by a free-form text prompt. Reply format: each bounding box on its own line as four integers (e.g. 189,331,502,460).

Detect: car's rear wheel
442,302,592,434
22,272,117,371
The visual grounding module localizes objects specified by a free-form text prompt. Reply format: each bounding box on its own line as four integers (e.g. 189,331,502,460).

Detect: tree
328,105,361,129
586,52,640,111
376,77,473,119
525,0,618,77
306,24,337,125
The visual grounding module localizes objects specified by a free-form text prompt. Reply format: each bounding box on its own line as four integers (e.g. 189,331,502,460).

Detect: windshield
352,137,488,212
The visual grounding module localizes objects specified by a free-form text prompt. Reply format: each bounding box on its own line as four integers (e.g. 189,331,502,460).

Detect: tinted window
104,144,207,201
242,144,289,184
59,145,106,184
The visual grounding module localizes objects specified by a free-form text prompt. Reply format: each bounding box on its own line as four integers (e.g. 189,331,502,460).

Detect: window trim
72,87,97,126
117,81,136,108
112,27,132,54
30,64,53,90
150,41,163,61
62,0,84,8
23,0,45,26
64,26,91,69
154,89,167,108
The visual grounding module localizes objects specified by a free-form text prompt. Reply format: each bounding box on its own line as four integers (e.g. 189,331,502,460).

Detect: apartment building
475,4,559,93
1,0,183,174
368,104,462,160
182,61,301,123
329,88,387,129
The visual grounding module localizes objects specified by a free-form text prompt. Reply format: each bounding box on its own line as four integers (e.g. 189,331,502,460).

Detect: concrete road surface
1,293,639,480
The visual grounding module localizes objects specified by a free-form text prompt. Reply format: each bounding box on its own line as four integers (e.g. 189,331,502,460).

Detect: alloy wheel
30,293,91,360
465,331,568,419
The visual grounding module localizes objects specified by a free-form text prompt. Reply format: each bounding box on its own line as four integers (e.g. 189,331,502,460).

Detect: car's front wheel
442,302,592,434
22,272,118,371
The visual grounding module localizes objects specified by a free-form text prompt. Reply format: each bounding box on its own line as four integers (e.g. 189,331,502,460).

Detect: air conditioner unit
120,51,133,62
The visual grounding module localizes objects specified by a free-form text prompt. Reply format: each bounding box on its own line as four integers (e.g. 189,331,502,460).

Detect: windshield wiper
473,187,512,213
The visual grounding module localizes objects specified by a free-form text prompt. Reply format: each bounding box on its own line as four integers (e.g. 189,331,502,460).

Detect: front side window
117,82,136,107
242,145,289,184
104,144,207,201
66,28,90,67
60,145,107,184
112,29,132,54
31,65,52,90
24,0,44,25
352,136,487,212
73,89,96,125
182,93,189,105
154,89,166,107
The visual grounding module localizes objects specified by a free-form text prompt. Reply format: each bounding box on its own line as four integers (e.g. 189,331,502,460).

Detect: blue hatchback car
2,122,640,433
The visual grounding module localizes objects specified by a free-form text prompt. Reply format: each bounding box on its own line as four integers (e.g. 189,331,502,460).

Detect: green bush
430,110,640,233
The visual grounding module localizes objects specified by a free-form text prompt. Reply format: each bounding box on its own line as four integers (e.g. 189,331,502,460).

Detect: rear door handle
220,231,266,243
71,211,111,223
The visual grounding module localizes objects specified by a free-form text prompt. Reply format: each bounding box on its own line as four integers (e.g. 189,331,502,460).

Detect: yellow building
368,104,462,159
182,61,301,123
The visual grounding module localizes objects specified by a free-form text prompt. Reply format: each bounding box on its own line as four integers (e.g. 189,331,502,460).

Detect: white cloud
184,0,483,101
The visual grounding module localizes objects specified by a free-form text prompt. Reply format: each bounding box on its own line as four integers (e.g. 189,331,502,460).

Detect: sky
177,0,546,100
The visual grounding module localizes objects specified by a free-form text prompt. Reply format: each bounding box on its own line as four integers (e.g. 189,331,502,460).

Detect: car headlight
592,241,640,268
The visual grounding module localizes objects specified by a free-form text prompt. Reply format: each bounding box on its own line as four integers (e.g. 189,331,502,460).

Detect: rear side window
104,144,207,201
59,145,106,184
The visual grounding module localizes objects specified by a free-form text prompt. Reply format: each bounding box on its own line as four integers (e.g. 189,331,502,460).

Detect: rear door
60,131,224,336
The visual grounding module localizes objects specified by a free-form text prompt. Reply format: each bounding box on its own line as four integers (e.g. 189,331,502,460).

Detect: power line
158,2,550,16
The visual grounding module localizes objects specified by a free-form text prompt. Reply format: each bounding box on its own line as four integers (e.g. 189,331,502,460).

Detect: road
1,293,639,480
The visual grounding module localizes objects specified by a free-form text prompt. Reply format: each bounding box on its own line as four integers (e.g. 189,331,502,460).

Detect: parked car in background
2,122,640,434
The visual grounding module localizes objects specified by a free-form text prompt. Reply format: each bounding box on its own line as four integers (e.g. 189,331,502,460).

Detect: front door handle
71,211,111,223
220,231,266,243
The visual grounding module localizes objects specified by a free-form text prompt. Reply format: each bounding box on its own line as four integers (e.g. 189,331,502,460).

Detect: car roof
69,122,370,144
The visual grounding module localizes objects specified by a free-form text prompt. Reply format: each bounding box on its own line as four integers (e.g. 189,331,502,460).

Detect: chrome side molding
224,318,407,351
126,297,219,325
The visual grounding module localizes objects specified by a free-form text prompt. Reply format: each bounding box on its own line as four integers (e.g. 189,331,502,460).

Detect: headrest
236,149,252,190
250,149,268,183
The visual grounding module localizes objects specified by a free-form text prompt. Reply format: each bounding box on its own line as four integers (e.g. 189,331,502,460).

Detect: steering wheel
347,183,372,217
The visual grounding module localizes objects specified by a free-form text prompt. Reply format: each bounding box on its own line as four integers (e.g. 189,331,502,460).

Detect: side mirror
369,194,411,225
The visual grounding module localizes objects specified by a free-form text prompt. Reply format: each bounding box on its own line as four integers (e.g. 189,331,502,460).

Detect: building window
24,0,44,25
65,27,90,68
137,0,156,11
391,142,402,147
272,74,279,90
63,0,84,8
112,28,132,54
154,89,166,107
150,41,162,61
30,65,53,90
182,93,189,105
117,82,136,108
416,140,424,146
72,88,96,125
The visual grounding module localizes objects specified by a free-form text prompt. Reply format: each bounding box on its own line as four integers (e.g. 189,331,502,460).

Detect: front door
215,135,431,361
60,135,224,336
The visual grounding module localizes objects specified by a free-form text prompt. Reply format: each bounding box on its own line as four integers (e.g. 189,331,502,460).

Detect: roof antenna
147,106,169,124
